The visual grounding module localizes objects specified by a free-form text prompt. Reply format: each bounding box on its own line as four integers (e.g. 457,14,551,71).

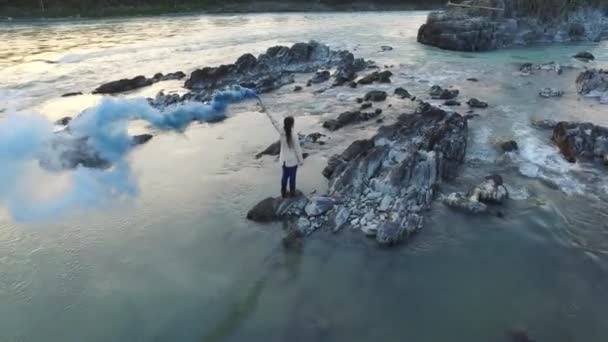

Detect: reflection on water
1,11,608,342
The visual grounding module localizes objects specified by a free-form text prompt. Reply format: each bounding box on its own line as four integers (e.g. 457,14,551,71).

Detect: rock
184,41,368,94
322,139,374,178
552,121,608,163
417,4,608,52
444,99,461,106
294,85,303,92
361,223,379,237
467,98,488,108
152,71,186,82
380,45,393,51
55,116,72,126
131,134,153,146
322,110,382,131
358,70,392,85
443,174,509,213
328,206,351,233
531,119,558,129
255,141,281,159
361,102,372,110
246,190,308,222
93,75,153,94
508,328,536,342
576,69,608,99
378,196,392,212
467,78,479,82
356,98,364,104
296,217,312,235
364,90,388,102
310,70,331,84
499,140,519,152
348,81,358,88
61,92,82,97
539,88,564,98
394,87,411,99
573,51,595,62
430,85,459,100
374,108,382,115
305,196,338,217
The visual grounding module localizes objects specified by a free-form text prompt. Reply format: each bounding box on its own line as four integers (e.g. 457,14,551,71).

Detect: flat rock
539,88,564,98
467,98,488,108
322,110,381,131
357,70,392,85
573,51,595,62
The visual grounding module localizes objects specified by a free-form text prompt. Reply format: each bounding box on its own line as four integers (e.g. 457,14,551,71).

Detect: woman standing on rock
259,101,304,198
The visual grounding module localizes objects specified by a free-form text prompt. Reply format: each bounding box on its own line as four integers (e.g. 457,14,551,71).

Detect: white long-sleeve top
266,112,304,167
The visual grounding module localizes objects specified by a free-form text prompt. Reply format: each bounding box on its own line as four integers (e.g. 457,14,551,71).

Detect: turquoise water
1,11,608,341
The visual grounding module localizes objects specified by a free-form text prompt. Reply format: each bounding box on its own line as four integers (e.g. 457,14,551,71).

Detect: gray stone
305,196,337,217
539,88,564,98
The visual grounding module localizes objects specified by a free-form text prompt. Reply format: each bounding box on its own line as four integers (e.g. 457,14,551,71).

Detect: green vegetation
0,0,445,18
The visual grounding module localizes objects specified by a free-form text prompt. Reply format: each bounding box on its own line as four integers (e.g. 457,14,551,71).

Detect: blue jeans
281,163,298,196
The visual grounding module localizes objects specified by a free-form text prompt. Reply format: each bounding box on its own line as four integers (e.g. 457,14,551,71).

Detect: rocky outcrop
442,174,509,214
467,98,488,108
417,1,608,52
184,41,367,95
248,103,468,246
394,87,412,99
364,90,388,102
309,70,331,84
576,69,608,103
552,121,608,163
322,109,382,131
93,71,185,95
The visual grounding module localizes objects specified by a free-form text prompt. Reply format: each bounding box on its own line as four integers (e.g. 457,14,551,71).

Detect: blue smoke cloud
0,87,256,222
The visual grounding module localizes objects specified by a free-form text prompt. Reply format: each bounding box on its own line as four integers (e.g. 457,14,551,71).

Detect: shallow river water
1,11,608,342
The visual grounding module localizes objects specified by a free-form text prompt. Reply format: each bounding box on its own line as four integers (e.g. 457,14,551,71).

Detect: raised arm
258,99,283,134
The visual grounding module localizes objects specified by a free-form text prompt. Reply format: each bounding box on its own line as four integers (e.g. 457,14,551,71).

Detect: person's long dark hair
284,116,294,148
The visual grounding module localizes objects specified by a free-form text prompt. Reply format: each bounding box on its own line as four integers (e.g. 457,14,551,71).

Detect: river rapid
1,11,608,342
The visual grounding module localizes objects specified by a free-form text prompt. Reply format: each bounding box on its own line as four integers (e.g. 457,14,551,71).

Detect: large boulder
552,121,608,163
246,191,308,222
417,1,608,51
576,69,608,99
93,75,153,94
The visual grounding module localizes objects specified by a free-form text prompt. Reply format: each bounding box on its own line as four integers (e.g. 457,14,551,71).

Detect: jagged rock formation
93,71,185,94
322,109,382,131
418,0,608,51
552,121,608,163
248,103,468,246
184,41,367,94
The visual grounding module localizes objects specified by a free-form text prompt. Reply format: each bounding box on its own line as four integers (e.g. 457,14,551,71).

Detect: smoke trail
0,86,256,222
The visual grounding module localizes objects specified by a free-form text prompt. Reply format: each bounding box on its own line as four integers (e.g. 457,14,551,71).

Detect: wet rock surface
93,71,185,95
576,69,608,103
417,1,608,52
249,103,468,246
430,85,459,100
573,51,595,62
539,88,564,98
322,110,381,131
394,87,412,99
364,90,388,102
357,70,392,85
467,98,488,108
552,121,608,163
442,174,509,214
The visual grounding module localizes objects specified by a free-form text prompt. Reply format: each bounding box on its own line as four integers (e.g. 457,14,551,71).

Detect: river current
1,11,608,342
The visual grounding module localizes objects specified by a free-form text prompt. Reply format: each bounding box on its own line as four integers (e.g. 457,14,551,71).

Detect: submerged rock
380,45,393,51
444,99,461,106
499,140,519,152
247,190,308,222
573,51,595,62
552,121,608,163
443,174,509,214
322,110,381,131
61,92,82,97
